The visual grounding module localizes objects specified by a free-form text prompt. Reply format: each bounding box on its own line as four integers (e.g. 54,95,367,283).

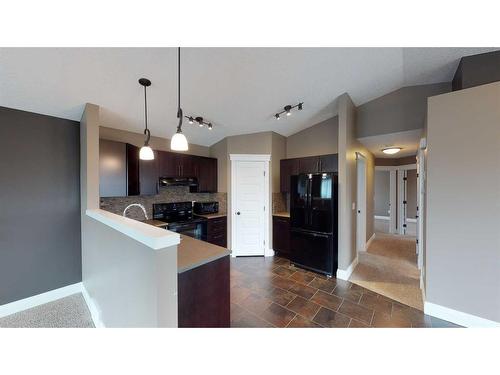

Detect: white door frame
376,164,416,235
229,154,271,257
417,138,427,290
356,152,367,252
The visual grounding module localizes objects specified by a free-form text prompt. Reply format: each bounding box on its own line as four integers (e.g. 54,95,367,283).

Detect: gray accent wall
0,106,81,305
357,83,451,138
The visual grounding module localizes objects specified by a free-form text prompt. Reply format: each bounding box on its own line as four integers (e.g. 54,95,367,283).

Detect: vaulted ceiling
0,47,497,146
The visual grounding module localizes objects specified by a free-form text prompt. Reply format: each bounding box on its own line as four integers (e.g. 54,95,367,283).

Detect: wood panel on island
99,139,218,197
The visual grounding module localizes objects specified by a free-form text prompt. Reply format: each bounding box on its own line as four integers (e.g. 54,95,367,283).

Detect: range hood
159,176,198,188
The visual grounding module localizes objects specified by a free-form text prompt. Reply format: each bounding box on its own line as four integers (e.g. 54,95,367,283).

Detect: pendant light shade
139,78,155,160
139,144,154,160
171,47,189,151
170,131,189,151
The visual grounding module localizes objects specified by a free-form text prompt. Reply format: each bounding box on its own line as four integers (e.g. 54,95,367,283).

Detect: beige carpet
0,293,94,328
349,233,423,311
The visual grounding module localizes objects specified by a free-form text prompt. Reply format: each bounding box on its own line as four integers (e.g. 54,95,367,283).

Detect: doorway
356,153,367,252
230,154,270,257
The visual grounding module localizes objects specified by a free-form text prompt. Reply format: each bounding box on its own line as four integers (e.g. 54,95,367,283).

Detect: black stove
153,202,206,240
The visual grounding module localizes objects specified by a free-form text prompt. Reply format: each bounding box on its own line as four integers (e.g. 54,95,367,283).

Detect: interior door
356,155,367,252
232,160,267,256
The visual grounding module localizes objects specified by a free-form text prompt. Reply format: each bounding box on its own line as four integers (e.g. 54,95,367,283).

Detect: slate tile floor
230,256,461,328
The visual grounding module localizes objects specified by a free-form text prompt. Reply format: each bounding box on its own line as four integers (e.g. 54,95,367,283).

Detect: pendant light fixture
170,47,189,151
139,78,154,160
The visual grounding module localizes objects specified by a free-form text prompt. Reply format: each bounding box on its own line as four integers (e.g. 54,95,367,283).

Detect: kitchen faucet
122,203,149,220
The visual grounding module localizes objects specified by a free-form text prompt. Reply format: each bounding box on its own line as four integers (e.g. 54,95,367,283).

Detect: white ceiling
357,129,423,158
0,47,497,147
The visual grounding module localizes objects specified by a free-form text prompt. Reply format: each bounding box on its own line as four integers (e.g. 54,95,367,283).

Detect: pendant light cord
176,46,183,132
143,83,151,145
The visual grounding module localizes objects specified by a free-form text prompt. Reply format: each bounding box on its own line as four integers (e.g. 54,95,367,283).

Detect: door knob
236,211,241,215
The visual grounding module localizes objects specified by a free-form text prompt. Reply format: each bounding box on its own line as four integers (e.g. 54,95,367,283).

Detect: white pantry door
231,155,269,256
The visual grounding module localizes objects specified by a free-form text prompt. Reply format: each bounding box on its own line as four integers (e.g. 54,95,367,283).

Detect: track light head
188,116,194,124
275,114,280,120
298,102,303,110
208,123,213,130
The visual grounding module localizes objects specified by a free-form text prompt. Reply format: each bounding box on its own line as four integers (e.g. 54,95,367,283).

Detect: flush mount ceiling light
382,147,402,155
138,78,154,160
186,116,213,130
170,47,189,151
274,102,304,120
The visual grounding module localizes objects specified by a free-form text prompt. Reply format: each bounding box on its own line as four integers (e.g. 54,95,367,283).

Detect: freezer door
290,229,334,276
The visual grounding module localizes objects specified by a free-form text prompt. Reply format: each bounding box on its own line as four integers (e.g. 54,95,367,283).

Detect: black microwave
193,201,219,215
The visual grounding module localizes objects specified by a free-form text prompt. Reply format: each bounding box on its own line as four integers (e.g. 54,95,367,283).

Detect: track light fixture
184,115,213,130
275,102,304,120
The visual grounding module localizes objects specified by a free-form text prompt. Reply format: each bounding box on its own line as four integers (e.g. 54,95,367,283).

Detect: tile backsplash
100,186,227,220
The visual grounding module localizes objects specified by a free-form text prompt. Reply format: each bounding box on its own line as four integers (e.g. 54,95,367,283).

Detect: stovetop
152,201,206,226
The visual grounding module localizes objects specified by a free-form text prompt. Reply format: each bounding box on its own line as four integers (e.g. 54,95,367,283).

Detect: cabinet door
298,156,320,174
273,216,290,257
279,159,295,193
197,157,218,193
99,139,127,197
126,143,140,196
319,154,338,172
178,154,196,177
158,151,178,177
139,150,159,195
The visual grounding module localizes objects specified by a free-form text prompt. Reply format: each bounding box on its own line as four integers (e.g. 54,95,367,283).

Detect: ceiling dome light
171,131,188,151
138,78,154,161
382,147,402,155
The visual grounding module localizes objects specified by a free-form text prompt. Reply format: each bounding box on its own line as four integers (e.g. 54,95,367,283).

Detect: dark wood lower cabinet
178,256,230,328
206,216,227,248
273,216,290,258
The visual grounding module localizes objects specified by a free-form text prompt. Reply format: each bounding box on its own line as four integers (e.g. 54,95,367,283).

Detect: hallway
349,233,423,311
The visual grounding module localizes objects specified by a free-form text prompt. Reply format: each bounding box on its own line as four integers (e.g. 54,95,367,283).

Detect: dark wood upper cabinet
280,154,338,193
178,154,197,177
319,154,338,172
126,143,140,196
100,141,218,196
158,151,178,177
139,150,159,196
280,158,299,193
298,156,320,174
197,157,218,193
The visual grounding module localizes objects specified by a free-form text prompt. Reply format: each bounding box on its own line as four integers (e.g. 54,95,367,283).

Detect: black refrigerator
290,173,338,277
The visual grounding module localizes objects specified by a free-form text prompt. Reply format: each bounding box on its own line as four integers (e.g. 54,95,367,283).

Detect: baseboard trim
424,301,499,328
336,256,358,281
265,248,275,257
81,286,105,328
0,282,83,319
365,233,375,251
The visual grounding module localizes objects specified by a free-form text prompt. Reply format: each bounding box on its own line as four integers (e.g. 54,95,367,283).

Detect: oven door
168,222,203,240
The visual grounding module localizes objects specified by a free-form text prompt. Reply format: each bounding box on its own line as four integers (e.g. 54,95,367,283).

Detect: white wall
426,82,500,324
81,104,180,327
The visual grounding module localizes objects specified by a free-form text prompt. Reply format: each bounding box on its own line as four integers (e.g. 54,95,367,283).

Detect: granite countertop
177,234,230,273
194,212,227,219
273,211,290,218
